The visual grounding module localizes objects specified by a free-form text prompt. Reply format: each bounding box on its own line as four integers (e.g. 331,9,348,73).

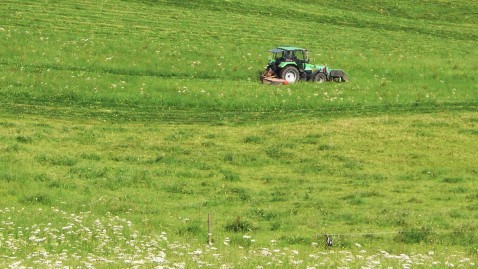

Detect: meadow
1,0,477,268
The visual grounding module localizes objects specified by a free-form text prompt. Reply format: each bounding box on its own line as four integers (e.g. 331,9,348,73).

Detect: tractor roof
268,46,306,53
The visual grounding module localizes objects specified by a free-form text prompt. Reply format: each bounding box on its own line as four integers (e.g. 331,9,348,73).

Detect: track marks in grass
458,128,478,135
160,0,477,41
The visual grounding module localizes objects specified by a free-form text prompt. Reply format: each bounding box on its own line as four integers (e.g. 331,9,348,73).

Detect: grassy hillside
1,0,477,116
1,0,477,267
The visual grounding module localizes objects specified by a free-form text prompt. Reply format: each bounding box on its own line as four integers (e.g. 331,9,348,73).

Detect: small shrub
225,216,252,233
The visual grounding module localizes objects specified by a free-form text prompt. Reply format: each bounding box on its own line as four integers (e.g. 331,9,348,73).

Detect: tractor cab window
275,51,291,62
291,50,307,63
274,50,292,62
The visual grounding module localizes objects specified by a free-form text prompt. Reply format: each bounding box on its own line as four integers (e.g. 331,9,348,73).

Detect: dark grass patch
164,182,194,195
69,165,109,179
447,223,477,246
16,135,33,143
269,189,289,202
442,177,464,183
341,195,366,205
20,193,52,205
36,154,78,166
279,235,313,245
0,166,28,183
164,129,196,141
450,186,467,193
4,143,21,153
225,216,253,233
0,122,16,127
228,235,253,247
458,129,478,135
301,133,327,145
249,208,281,221
243,135,262,144
33,173,50,182
79,152,102,161
220,169,240,181
407,197,423,204
295,158,324,174
395,226,435,244
176,221,204,237
201,141,216,147
225,187,251,202
265,145,295,162
325,154,363,170
318,144,337,151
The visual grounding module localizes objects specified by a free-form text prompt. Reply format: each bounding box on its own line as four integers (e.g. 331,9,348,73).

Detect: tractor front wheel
281,66,299,83
312,72,327,83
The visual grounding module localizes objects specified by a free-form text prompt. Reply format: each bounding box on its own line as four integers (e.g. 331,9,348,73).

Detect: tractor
261,46,348,84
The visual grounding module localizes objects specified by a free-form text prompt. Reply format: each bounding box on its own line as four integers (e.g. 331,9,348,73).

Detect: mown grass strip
2,101,477,124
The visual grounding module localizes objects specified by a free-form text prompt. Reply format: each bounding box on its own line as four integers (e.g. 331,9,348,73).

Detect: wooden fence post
208,213,212,245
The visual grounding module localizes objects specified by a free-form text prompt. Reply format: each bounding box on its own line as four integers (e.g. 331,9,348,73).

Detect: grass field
1,0,477,268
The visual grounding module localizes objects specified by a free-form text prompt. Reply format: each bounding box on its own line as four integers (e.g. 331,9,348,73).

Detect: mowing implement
261,46,349,84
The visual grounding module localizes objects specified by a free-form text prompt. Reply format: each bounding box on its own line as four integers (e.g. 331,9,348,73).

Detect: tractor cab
268,47,309,70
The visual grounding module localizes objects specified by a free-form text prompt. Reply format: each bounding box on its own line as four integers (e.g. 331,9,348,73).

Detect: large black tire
280,66,300,83
312,72,327,83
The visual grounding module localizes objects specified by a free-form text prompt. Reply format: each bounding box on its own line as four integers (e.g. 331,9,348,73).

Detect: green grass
1,0,477,267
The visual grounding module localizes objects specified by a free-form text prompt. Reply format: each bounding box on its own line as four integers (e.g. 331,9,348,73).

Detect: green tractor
261,46,349,84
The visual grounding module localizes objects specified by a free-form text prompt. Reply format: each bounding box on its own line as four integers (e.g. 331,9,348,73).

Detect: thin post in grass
208,213,213,245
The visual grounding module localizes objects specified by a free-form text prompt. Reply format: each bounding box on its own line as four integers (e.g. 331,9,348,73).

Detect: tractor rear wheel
312,72,327,83
281,66,299,83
